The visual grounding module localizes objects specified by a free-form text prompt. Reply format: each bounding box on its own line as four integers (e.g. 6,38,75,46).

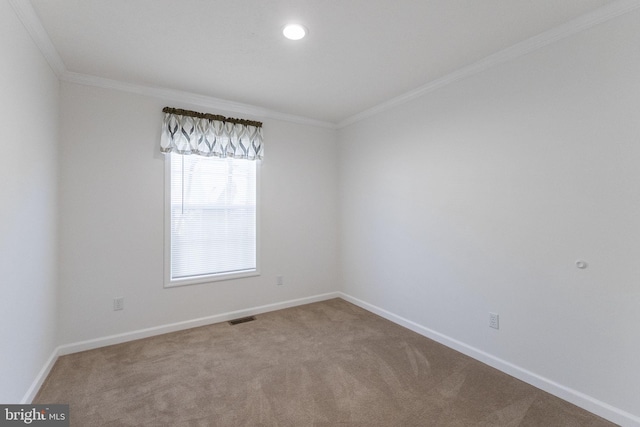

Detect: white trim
165,270,260,288
163,152,171,287
23,292,640,426
338,0,640,128
23,292,339,402
60,72,337,129
8,0,66,76
338,292,640,427
13,0,640,129
9,0,335,129
21,347,59,404
57,292,340,356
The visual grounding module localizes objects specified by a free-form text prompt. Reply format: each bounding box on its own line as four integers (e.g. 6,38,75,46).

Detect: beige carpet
35,298,616,426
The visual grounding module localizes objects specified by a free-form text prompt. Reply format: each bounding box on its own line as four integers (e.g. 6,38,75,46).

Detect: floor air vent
228,316,256,325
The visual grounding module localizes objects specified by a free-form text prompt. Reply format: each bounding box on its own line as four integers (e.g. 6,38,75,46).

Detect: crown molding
8,0,66,76
338,0,640,128
10,0,335,129
12,0,640,130
60,72,337,129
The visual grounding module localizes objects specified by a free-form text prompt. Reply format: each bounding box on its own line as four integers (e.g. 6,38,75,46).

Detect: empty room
2,0,639,425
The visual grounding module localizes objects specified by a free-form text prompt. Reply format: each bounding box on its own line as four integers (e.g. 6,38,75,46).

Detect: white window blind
168,152,257,284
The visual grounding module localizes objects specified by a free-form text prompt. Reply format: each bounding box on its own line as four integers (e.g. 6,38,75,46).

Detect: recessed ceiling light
283,24,307,41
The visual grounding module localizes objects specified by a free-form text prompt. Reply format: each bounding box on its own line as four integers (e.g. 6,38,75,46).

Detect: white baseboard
338,292,640,427
58,292,341,356
26,290,638,426
21,347,59,404
25,292,340,402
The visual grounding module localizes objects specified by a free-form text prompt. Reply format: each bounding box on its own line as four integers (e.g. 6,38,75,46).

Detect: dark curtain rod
163,107,263,128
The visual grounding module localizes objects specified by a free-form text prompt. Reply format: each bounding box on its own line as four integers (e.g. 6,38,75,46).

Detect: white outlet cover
489,312,499,329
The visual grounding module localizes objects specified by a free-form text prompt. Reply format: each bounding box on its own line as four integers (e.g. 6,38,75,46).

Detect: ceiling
29,0,620,124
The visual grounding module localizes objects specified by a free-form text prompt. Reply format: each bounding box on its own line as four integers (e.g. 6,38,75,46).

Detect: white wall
8,0,639,422
0,1,59,403
339,8,640,423
57,82,339,344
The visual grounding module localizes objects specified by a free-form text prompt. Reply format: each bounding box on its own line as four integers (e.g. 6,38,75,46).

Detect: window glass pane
170,153,256,280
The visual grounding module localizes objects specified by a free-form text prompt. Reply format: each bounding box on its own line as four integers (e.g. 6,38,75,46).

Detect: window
165,152,258,287
160,107,263,287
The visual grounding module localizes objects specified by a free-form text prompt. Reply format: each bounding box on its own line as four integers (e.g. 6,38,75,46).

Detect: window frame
163,153,261,288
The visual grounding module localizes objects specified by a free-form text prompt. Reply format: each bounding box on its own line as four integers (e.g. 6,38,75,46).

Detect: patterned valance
160,107,263,160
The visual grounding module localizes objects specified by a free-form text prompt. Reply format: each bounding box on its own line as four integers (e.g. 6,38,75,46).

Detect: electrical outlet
276,275,284,286
114,297,124,311
489,312,499,329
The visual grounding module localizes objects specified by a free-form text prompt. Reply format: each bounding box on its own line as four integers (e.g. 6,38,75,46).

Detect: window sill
164,269,259,288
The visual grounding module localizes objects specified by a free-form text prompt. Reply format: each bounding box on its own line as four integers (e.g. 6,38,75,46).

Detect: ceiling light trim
60,71,337,129
338,0,640,128
9,0,66,76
